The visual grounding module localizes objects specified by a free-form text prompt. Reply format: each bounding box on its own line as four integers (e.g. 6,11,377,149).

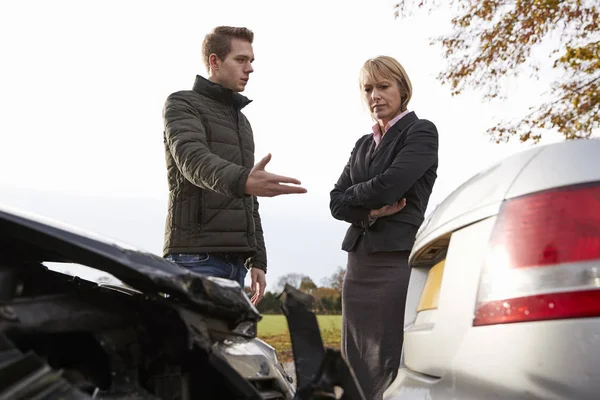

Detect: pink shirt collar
372,109,411,147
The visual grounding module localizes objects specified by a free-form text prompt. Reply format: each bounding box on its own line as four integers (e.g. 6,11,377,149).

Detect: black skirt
342,236,411,400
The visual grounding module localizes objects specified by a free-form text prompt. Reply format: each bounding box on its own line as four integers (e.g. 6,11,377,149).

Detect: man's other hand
250,267,266,306
245,153,307,197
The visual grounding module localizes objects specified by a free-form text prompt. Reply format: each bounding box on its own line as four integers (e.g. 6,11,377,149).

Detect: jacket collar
192,75,252,110
371,111,419,157
388,111,418,134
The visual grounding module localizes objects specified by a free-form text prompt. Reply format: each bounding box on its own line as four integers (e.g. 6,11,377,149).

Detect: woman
329,55,438,399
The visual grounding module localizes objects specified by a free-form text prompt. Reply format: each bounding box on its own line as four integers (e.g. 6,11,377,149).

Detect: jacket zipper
229,106,254,248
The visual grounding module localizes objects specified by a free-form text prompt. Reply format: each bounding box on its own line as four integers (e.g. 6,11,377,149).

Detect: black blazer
329,111,438,253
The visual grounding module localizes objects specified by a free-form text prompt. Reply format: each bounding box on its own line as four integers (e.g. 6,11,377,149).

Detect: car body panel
0,204,295,398
0,203,365,399
0,204,262,327
411,146,545,264
506,138,600,198
403,217,497,377
387,318,600,400
387,139,600,400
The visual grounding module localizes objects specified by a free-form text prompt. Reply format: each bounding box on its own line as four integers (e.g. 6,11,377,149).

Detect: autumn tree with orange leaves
395,0,599,143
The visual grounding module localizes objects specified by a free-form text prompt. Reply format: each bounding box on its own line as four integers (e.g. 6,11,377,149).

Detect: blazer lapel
370,111,419,160
365,137,377,170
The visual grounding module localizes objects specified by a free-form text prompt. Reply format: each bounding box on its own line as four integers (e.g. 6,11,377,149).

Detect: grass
257,315,342,363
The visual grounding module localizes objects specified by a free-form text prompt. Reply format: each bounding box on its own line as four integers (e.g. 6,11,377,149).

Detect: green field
257,315,342,362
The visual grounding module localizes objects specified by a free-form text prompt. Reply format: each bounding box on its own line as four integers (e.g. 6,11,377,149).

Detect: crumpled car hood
0,205,261,327
0,204,367,399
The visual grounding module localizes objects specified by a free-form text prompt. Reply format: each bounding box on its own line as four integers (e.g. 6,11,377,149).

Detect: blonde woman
329,56,438,399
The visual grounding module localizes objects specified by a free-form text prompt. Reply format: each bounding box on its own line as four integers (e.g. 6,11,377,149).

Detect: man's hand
245,154,307,197
250,267,266,306
369,198,407,219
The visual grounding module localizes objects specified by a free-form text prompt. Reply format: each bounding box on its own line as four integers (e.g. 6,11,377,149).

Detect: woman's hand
369,198,407,219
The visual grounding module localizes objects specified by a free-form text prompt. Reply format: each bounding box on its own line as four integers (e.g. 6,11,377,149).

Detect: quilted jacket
162,75,267,272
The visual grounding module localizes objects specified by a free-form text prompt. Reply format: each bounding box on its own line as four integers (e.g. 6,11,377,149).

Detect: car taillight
473,183,600,326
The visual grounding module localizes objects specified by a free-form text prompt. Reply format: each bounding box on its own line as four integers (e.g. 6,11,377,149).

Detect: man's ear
209,54,220,71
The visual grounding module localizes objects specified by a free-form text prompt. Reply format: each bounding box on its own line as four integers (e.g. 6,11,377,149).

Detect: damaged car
0,206,365,399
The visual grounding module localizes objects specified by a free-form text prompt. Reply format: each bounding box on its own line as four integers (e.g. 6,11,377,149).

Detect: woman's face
363,79,402,125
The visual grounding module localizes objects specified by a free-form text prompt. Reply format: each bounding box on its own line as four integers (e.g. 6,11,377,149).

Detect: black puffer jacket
162,75,267,272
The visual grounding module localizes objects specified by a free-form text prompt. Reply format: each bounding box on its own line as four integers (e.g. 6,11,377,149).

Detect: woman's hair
359,56,413,113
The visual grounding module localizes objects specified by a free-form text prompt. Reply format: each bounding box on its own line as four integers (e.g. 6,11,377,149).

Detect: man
162,26,306,305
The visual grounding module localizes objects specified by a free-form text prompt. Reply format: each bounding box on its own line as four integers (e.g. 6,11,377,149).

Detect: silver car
385,138,600,400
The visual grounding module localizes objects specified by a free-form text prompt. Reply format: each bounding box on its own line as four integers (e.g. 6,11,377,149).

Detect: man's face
213,38,254,92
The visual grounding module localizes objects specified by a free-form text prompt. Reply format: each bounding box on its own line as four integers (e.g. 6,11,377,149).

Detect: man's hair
202,26,254,71
359,56,413,112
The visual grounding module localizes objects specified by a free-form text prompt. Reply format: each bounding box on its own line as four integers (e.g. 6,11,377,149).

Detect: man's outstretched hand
245,153,307,197
250,267,266,306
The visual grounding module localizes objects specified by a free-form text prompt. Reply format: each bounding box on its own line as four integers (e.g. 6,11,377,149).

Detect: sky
0,0,568,290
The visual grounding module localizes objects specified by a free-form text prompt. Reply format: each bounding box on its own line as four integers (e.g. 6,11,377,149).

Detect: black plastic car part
281,285,366,400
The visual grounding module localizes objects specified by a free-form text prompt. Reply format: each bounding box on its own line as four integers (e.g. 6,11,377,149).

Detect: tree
321,267,346,292
255,291,282,314
313,287,342,314
395,0,599,143
300,276,318,294
275,272,310,292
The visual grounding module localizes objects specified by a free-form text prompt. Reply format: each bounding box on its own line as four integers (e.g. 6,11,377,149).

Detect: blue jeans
166,253,248,288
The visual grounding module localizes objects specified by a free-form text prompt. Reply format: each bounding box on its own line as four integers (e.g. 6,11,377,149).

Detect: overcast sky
1,0,566,290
